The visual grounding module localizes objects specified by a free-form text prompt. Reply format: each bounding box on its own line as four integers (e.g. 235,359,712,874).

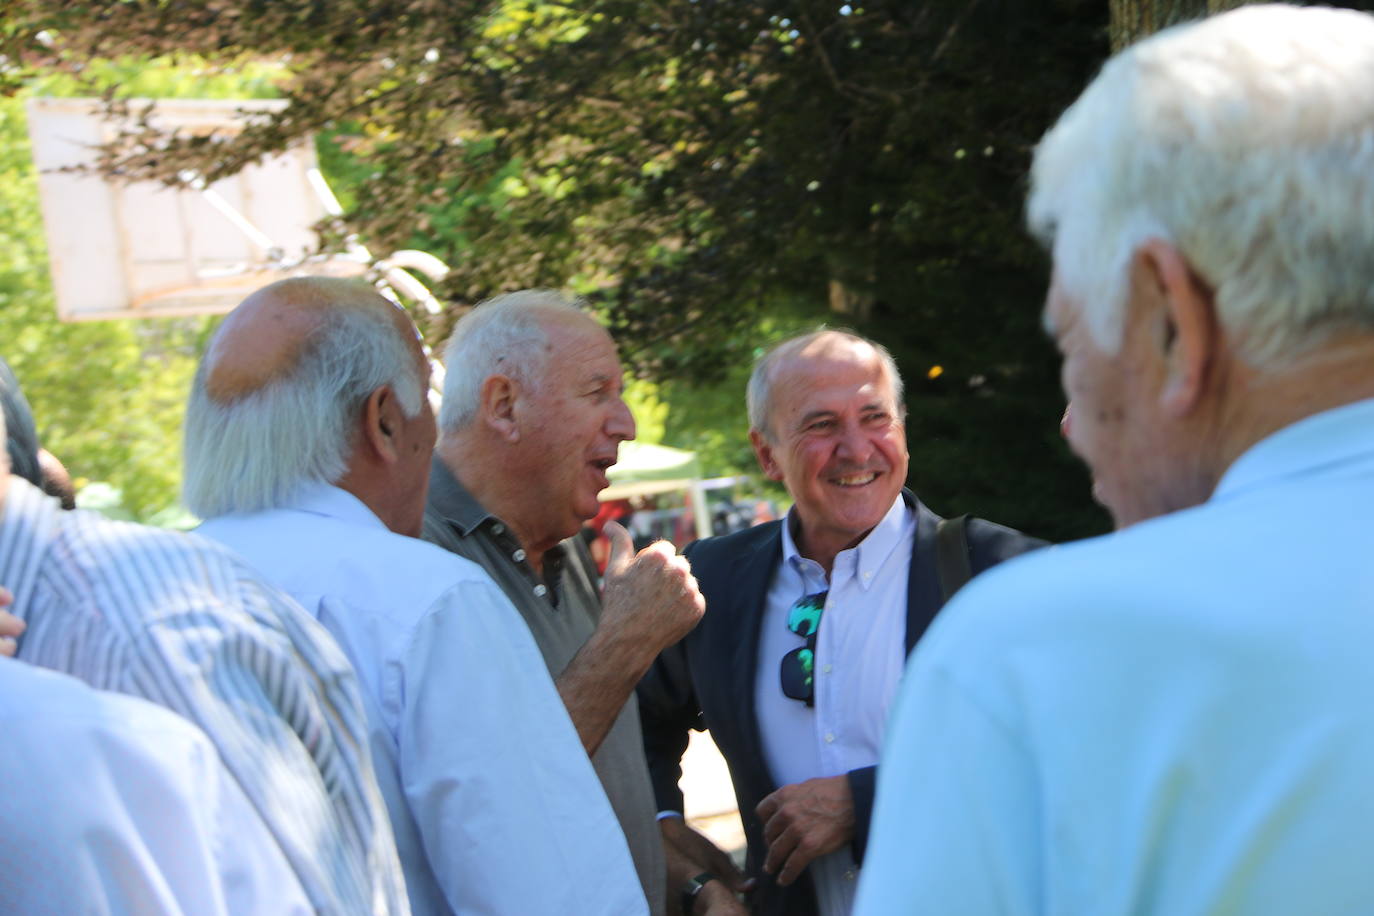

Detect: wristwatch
681,871,717,915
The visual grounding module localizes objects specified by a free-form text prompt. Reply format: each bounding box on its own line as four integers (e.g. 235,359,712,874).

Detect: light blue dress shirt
0,657,311,914
755,494,913,916
856,398,1374,915
200,483,647,916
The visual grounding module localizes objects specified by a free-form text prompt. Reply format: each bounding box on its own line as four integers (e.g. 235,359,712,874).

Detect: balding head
203,277,418,403
184,277,429,521
747,329,905,441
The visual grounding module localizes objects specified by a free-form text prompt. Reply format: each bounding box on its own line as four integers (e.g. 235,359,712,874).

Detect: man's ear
361,385,405,464
750,428,785,482
1136,239,1218,418
479,374,520,443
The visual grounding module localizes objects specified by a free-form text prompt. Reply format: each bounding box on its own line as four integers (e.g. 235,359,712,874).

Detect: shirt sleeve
127,574,405,916
398,578,648,916
853,663,1042,916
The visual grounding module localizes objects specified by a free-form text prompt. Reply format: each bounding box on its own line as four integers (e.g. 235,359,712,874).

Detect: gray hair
438,289,588,432
1028,3,1374,367
183,303,425,519
747,329,905,440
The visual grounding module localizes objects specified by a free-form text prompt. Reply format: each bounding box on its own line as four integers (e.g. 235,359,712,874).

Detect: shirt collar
780,492,910,591
427,455,500,537
1213,397,1374,504
282,481,391,533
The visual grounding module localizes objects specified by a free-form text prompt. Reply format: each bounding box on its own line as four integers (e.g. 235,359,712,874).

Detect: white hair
183,304,424,519
746,329,905,439
438,289,588,432
1028,3,1374,366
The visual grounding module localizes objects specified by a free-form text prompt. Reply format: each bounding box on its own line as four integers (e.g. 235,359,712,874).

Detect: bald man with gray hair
189,277,647,916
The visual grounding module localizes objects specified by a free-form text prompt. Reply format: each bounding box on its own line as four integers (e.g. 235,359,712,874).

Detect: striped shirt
0,477,409,916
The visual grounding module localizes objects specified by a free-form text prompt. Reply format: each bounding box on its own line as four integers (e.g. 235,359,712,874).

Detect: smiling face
516,312,636,549
751,334,909,566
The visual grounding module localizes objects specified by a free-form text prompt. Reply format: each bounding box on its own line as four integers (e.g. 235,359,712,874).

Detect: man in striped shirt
0,380,409,913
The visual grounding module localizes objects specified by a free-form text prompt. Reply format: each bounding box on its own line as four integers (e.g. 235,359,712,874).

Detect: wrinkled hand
661,816,752,915
600,520,705,662
0,587,23,657
756,775,855,886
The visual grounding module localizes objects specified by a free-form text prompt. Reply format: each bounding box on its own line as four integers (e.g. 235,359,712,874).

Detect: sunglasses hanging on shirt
780,590,827,706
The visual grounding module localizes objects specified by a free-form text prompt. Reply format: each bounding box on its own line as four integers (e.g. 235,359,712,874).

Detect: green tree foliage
5,1,1118,538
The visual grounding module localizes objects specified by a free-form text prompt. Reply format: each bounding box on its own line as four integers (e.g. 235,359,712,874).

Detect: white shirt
1,477,406,916
199,484,647,916
856,398,1374,915
756,494,912,916
0,656,312,915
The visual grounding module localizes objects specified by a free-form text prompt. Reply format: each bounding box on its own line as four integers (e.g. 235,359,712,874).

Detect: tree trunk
1109,0,1247,50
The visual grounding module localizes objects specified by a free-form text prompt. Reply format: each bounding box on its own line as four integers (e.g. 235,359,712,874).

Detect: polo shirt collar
427,454,499,537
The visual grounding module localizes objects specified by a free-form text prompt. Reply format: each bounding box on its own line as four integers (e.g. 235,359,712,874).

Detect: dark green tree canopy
5,1,1113,538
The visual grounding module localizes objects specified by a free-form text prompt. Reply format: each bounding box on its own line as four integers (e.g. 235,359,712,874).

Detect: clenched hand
599,520,705,666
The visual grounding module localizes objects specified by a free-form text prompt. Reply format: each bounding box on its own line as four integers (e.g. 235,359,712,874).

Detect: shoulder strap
934,514,974,603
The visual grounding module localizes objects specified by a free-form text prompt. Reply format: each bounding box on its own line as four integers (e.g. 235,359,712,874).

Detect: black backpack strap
935,514,974,603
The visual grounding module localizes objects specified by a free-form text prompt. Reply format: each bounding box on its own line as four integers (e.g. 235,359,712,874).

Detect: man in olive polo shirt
422,289,706,915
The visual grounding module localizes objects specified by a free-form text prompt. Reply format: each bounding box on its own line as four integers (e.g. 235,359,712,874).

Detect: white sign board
26,97,362,321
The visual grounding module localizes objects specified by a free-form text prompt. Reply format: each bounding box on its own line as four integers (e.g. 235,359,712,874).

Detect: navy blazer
637,491,1045,916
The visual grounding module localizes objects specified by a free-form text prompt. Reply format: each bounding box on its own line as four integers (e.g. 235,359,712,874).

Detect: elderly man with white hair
0,363,403,915
188,277,648,916
422,290,707,916
856,5,1374,914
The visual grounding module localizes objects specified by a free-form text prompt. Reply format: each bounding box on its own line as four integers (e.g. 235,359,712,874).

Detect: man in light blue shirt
857,5,1374,914
185,277,646,916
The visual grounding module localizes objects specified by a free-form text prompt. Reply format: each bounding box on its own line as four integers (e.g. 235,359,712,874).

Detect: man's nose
608,397,636,441
835,422,874,462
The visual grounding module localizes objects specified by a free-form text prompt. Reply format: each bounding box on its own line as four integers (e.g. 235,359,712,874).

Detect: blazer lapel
905,491,947,655
727,523,783,787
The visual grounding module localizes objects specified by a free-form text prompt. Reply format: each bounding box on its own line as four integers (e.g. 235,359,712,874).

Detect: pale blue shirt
200,484,647,916
0,657,311,915
856,398,1374,915
756,494,912,916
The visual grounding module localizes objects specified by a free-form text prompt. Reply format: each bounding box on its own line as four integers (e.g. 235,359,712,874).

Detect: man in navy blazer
638,330,1044,916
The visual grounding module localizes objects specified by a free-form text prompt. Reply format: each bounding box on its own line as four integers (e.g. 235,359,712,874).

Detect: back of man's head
1029,3,1374,368
437,289,586,434
184,277,425,519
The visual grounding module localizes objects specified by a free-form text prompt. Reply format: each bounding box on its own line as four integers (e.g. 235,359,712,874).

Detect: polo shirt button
824,732,835,744
533,584,548,597
823,664,833,674
492,523,505,535
513,548,526,562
